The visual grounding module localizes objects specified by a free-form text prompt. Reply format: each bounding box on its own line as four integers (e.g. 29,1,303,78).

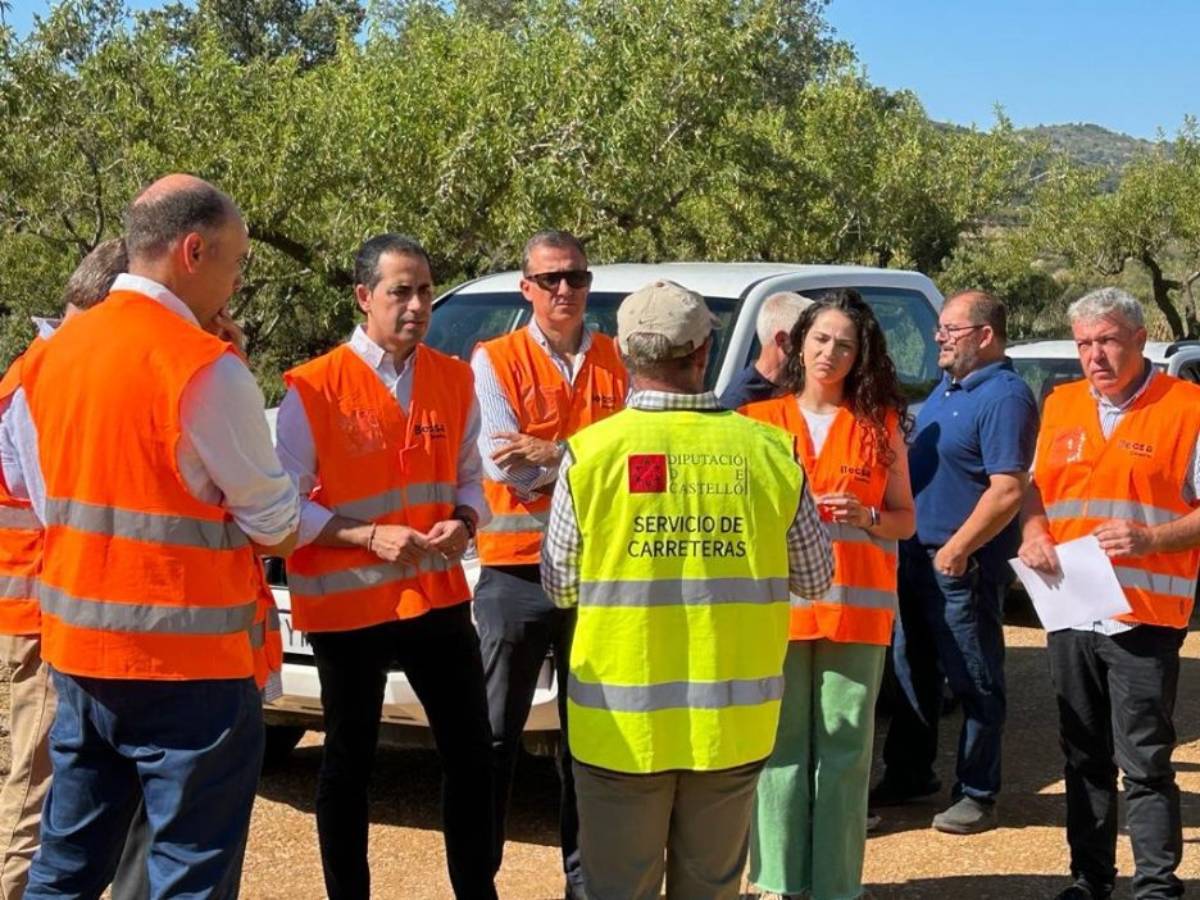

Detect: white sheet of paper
1009,535,1131,632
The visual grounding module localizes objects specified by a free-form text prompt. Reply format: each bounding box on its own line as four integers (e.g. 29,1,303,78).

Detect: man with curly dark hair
871,290,1038,835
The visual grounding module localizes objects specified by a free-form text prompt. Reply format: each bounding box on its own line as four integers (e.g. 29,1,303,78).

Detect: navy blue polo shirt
718,364,782,410
908,359,1038,557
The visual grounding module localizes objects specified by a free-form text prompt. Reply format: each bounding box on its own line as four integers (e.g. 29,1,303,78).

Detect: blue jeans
883,542,1007,801
25,670,264,900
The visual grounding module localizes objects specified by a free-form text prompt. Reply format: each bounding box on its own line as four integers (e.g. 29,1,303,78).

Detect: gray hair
755,291,813,347
1068,287,1144,329
522,230,586,274
61,238,127,311
622,332,695,373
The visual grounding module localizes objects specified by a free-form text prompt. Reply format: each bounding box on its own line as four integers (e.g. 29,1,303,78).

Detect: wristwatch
453,510,477,540
867,506,880,528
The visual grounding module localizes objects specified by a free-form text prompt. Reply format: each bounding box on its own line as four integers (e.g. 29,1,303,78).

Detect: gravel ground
2,622,1198,898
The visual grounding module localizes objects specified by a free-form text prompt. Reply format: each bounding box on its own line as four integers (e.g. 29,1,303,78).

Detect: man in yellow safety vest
540,279,834,900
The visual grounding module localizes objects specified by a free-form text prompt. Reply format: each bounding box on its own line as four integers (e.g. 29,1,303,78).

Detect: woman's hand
817,493,871,528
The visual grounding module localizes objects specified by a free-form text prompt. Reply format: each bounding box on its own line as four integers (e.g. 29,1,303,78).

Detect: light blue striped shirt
470,320,594,499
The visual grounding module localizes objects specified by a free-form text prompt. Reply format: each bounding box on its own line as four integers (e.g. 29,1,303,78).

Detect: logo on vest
840,464,872,483
413,422,448,438
628,454,668,493
1118,438,1154,459
591,393,619,410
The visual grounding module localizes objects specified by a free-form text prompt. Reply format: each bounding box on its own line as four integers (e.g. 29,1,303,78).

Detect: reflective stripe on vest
287,553,455,597
0,344,45,636
824,522,898,552
568,673,785,713
740,397,898,644
579,576,787,608
284,344,473,632
1113,565,1196,600
39,584,256,634
811,584,897,609
479,511,550,534
0,575,36,600
476,329,627,566
1044,499,1177,527
0,506,40,530
332,482,457,522
566,407,801,774
1034,376,1200,628
23,294,262,680
44,498,249,549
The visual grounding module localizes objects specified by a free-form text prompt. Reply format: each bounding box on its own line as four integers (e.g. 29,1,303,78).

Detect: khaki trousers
573,758,764,900
0,633,56,900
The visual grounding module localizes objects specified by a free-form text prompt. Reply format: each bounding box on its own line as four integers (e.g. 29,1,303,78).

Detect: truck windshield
426,291,741,390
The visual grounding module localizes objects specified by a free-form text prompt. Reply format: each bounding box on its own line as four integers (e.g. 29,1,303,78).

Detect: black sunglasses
525,269,593,291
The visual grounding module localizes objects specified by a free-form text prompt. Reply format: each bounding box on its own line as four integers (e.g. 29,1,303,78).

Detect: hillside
1018,122,1157,171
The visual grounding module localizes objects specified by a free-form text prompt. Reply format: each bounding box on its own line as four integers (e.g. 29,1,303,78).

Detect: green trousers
749,639,886,900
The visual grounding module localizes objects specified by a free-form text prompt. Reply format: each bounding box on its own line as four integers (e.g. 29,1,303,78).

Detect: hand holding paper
1009,535,1131,632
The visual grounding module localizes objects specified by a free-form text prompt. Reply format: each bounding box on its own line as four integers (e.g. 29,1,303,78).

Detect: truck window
426,291,742,390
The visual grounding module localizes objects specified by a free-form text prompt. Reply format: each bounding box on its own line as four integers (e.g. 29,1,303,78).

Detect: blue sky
6,0,1197,140
825,0,1199,140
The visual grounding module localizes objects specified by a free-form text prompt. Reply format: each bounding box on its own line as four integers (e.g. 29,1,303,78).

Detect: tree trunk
1140,251,1186,339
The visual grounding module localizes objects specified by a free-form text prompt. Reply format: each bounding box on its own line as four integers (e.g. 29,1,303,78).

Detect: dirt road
4,623,1198,897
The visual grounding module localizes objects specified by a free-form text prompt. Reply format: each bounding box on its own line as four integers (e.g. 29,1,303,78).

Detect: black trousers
309,604,497,900
1047,625,1186,900
474,565,583,895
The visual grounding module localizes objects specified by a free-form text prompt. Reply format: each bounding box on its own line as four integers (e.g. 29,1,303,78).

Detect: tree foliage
1023,121,1200,339
0,0,1036,398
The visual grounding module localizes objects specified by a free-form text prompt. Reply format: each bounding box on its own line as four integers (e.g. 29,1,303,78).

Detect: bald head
124,175,239,262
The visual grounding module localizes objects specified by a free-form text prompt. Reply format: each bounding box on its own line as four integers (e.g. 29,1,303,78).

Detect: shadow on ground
866,874,1130,898
255,611,1200,895
256,741,564,847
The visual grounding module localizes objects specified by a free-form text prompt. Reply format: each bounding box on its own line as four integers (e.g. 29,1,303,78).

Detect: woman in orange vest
741,288,915,900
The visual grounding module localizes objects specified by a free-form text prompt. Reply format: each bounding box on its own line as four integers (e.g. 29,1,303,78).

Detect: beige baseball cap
617,279,719,357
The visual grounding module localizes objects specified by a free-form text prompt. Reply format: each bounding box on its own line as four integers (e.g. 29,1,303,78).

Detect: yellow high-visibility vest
566,407,803,774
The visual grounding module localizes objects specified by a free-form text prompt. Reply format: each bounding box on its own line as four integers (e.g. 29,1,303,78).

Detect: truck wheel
262,725,305,770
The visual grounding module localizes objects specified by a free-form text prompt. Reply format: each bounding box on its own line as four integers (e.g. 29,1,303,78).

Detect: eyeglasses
525,269,593,291
933,323,985,339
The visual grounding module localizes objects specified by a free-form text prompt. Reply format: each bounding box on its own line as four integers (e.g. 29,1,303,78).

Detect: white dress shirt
470,320,595,498
0,274,299,545
275,326,489,547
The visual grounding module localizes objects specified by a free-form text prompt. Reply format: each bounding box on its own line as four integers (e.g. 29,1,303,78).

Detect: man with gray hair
1019,287,1200,900
541,280,832,899
718,291,812,409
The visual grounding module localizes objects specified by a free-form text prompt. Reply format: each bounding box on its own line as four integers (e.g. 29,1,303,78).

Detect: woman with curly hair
741,288,915,900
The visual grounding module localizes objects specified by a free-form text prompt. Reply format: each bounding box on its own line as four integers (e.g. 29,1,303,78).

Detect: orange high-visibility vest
741,397,899,645
285,343,473,632
477,328,627,566
22,292,262,680
1035,375,1200,628
0,340,46,637
250,560,282,689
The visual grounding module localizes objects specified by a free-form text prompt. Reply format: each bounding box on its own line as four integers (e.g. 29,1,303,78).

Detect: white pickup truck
261,262,945,763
